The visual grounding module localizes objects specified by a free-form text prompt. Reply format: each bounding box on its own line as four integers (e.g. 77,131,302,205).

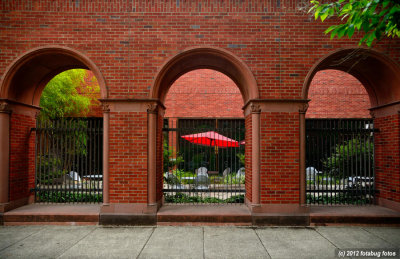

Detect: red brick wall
1,0,398,206
307,70,371,118
374,113,400,203
164,69,370,119
109,112,148,203
164,69,244,118
9,113,36,202
260,112,299,204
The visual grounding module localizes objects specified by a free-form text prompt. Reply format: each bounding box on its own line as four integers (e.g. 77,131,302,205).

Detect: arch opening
302,48,400,107
302,48,400,207
1,46,107,106
162,69,246,204
0,46,107,206
150,47,259,105
152,48,258,205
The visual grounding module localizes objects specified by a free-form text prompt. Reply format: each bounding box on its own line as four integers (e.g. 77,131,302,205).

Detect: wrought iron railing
163,118,245,204
306,118,375,205
33,117,103,203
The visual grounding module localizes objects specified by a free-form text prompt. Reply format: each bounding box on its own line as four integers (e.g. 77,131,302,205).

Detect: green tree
309,0,400,46
39,69,100,119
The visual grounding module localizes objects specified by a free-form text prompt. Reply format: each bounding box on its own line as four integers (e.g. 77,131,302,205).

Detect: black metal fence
34,117,103,203
306,119,375,205
163,118,245,204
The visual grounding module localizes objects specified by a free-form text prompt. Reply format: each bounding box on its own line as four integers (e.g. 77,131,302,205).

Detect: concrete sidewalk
0,226,399,259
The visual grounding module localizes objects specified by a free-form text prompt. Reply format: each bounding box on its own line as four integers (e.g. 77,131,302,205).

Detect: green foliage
163,139,184,173
36,118,93,187
164,193,244,204
236,153,245,165
323,138,374,178
224,174,245,184
37,191,102,203
39,69,100,120
306,193,369,204
37,156,65,185
309,0,400,46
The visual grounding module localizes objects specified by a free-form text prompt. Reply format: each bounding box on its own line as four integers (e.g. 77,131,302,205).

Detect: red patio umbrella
181,131,239,148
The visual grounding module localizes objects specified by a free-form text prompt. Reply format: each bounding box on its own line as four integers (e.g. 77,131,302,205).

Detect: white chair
69,171,81,182
222,167,231,177
236,167,245,177
197,167,208,176
306,167,321,181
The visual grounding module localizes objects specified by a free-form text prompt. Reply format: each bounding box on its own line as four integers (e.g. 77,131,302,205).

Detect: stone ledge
310,215,400,226
4,214,99,223
100,213,157,226
252,213,310,226
158,214,252,223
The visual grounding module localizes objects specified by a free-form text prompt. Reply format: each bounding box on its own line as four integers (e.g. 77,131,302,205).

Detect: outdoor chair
236,167,245,177
197,167,208,176
222,167,231,177
194,174,209,190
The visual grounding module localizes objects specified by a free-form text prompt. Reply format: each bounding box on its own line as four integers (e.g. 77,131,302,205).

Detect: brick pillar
147,104,157,206
0,102,11,206
299,103,309,205
102,104,110,205
372,104,400,210
247,99,308,214
251,104,261,207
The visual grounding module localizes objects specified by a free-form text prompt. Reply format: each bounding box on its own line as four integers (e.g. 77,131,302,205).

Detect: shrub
37,191,102,203
164,193,244,204
224,174,245,184
323,138,373,178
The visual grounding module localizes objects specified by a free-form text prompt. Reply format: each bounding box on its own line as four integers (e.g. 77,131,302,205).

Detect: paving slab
256,227,337,259
204,227,269,259
0,226,95,258
138,226,203,259
316,226,396,249
362,227,400,247
0,226,44,251
59,227,154,259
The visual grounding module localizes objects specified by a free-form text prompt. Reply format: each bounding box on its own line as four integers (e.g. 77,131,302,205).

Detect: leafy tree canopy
309,0,400,46
40,69,100,119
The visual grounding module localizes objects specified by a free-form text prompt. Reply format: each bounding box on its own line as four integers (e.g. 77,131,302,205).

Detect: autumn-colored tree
39,69,100,119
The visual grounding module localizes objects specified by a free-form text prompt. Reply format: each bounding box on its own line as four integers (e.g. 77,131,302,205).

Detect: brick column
299,103,308,205
147,104,157,206
371,102,400,211
0,102,11,205
251,104,261,207
102,104,110,205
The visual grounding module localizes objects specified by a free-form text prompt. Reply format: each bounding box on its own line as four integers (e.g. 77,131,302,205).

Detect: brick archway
301,48,400,209
0,46,108,211
148,46,261,209
150,46,259,104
